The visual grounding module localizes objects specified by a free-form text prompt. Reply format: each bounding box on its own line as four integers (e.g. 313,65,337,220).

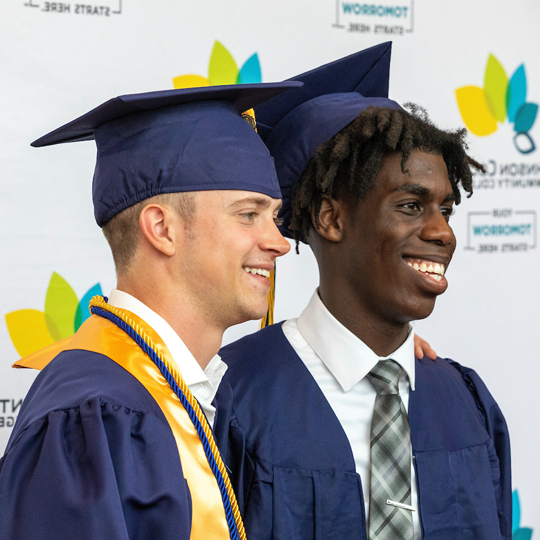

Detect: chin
406,299,438,321
228,302,268,327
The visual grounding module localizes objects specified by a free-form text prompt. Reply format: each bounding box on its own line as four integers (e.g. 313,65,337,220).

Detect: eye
241,212,257,221
441,205,455,221
399,201,421,213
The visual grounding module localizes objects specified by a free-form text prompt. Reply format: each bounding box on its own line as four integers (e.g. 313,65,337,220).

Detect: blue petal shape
236,53,262,85
512,490,521,533
506,65,527,123
74,283,103,332
513,528,533,540
514,103,538,133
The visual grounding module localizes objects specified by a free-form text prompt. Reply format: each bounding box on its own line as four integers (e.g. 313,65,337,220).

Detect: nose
420,210,456,247
263,220,291,258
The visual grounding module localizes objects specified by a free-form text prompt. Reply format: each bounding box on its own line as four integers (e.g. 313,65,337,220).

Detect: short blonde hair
102,192,196,274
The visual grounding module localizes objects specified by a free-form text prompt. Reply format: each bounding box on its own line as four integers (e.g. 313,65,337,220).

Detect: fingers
414,334,437,360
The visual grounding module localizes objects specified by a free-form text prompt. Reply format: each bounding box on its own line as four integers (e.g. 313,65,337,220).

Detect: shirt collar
296,290,415,392
107,289,225,387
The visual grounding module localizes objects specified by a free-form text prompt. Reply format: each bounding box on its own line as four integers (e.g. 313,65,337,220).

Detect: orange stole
15,309,243,540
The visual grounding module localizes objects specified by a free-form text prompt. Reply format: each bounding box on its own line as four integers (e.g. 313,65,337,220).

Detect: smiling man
0,84,298,540
219,45,512,540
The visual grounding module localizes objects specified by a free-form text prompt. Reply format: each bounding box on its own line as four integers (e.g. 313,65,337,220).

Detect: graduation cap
32,82,302,227
253,42,402,238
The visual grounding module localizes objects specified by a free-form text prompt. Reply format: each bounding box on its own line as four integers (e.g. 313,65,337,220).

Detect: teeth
244,267,270,278
407,260,446,276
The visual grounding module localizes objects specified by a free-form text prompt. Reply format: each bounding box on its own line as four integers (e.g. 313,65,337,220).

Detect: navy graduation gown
219,323,512,540
0,349,197,540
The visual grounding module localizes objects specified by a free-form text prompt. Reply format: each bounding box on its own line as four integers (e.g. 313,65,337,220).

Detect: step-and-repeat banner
1,0,538,534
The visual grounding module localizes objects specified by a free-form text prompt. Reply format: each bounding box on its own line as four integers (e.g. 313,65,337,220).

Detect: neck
318,280,409,357
116,275,223,370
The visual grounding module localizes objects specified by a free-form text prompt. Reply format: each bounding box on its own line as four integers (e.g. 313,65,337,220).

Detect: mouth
403,256,447,284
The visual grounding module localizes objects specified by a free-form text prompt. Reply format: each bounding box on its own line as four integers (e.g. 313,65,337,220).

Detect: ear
311,195,344,243
138,204,177,257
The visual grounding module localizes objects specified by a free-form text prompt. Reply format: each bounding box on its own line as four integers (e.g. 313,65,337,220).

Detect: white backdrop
1,0,538,535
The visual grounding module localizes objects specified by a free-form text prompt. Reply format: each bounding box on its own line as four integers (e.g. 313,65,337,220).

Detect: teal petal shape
512,490,521,533
514,132,536,154
514,103,538,133
513,528,533,540
74,283,103,332
507,65,527,123
236,54,262,85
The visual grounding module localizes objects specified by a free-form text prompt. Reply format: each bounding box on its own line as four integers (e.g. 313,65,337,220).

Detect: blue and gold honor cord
89,296,246,540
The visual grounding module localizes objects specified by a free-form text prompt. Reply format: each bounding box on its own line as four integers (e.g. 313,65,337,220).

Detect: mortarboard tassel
241,106,276,329
241,108,257,131
259,265,276,329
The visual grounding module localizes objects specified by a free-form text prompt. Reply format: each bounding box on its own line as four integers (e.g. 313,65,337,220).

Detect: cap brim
255,42,392,140
31,82,303,147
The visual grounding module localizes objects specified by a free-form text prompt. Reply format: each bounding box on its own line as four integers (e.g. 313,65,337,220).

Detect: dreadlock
290,104,485,250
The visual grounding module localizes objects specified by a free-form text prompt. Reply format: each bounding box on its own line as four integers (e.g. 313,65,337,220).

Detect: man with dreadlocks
218,43,512,540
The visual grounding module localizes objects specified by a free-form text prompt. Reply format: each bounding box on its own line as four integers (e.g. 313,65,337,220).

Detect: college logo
456,54,538,154
513,490,533,540
465,208,536,254
173,41,262,89
24,0,123,16
5,273,102,357
331,0,414,36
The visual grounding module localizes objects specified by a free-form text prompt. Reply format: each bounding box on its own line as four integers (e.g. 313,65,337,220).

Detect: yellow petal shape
5,309,56,357
172,74,209,89
455,86,498,136
208,41,238,86
484,54,508,122
45,272,78,340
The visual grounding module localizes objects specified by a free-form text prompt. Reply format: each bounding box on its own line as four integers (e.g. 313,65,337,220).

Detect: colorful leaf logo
5,273,102,357
512,490,534,540
172,41,262,89
456,54,537,154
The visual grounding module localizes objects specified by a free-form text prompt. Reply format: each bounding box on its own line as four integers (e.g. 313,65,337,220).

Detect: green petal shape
208,41,238,86
513,528,533,540
5,309,56,357
506,65,527,123
237,53,262,84
74,283,102,332
484,54,508,122
45,272,79,340
514,103,538,133
455,86,498,136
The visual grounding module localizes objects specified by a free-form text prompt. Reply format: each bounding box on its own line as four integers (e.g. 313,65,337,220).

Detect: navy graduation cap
32,82,302,227
253,42,402,238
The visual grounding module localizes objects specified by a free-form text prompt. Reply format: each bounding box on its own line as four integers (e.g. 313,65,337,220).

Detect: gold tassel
241,108,257,131
242,106,274,329
259,265,276,329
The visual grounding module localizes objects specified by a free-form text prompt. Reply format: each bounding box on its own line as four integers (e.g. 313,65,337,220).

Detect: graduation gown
218,322,512,540
0,306,239,540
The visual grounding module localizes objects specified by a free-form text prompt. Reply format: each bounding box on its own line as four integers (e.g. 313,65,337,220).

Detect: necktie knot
367,359,401,395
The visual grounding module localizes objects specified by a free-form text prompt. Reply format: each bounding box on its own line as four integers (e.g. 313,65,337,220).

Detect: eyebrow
393,183,456,202
229,196,282,211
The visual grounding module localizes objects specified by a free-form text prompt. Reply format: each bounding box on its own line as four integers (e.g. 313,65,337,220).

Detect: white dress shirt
282,290,421,539
108,289,227,427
